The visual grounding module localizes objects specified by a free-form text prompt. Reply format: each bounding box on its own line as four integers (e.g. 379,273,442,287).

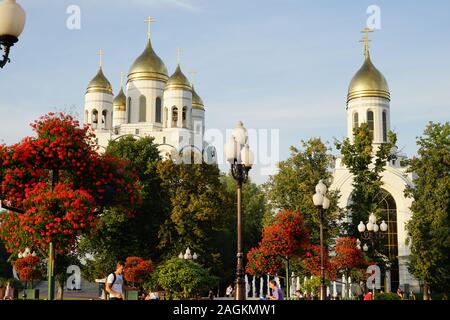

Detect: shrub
152,257,218,299
374,292,400,300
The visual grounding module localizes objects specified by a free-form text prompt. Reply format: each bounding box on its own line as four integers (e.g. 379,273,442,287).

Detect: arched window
172,107,178,127
155,97,162,123
127,97,132,123
102,110,108,129
182,107,187,128
92,109,98,129
353,112,359,130
139,95,146,122
367,110,374,140
382,111,387,142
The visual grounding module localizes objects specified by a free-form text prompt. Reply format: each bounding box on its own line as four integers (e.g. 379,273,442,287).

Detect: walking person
105,262,125,300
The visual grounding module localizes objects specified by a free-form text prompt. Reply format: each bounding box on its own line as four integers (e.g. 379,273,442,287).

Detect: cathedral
83,19,212,162
331,29,419,292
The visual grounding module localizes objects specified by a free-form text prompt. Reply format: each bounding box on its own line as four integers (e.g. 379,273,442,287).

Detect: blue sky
0,0,449,184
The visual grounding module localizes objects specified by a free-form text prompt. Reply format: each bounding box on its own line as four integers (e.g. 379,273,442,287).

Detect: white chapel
331,29,419,292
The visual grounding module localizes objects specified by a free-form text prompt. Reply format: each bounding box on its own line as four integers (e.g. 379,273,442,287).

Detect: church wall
163,88,193,129
84,91,113,130
346,96,390,144
126,79,165,124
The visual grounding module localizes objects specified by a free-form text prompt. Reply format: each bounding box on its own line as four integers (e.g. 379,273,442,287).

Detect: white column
252,276,256,298
267,275,270,296
260,277,263,297
333,281,337,299
342,275,346,298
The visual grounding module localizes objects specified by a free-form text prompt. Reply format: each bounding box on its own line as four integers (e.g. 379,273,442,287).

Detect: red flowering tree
246,247,282,276
246,211,310,295
0,113,140,258
303,245,337,281
123,256,153,289
330,237,368,280
14,255,42,288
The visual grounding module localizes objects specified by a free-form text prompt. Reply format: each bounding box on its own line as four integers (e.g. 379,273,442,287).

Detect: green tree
264,138,341,244
336,123,397,239
405,122,450,300
78,136,167,281
221,174,268,263
151,257,218,299
156,159,230,279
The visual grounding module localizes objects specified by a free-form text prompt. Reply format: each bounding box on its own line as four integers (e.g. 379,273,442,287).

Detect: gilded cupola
86,67,113,95
192,85,204,110
347,28,390,104
166,64,192,91
128,39,169,83
113,87,126,112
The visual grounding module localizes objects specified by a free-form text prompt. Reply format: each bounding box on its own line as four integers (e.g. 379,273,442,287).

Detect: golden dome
86,67,113,94
113,87,126,111
128,40,168,83
165,64,192,91
192,85,205,110
347,54,390,103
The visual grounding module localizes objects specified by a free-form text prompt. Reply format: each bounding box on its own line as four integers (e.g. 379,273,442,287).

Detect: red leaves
330,237,368,276
14,255,42,281
246,211,311,276
123,256,153,285
0,112,141,257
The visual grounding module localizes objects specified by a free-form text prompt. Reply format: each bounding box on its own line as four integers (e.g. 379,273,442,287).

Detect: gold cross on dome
360,27,374,58
176,48,182,65
145,16,156,40
189,69,197,86
120,71,124,87
97,49,104,67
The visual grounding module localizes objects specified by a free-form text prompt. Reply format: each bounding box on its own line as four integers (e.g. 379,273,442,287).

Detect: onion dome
86,67,113,94
113,87,126,111
192,85,204,110
165,64,192,91
347,53,390,103
128,39,168,82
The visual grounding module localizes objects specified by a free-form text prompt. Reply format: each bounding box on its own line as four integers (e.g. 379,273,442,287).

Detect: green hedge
374,292,400,300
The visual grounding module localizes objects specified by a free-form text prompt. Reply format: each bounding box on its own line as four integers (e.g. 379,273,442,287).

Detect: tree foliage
77,136,165,281
156,159,233,280
405,122,450,296
151,257,218,299
246,211,310,276
336,123,397,239
0,113,139,259
265,138,341,244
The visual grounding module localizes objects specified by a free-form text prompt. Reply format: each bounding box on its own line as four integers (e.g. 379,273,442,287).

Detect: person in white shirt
106,262,124,300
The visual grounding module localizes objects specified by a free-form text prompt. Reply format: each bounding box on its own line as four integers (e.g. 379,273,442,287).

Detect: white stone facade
331,96,420,292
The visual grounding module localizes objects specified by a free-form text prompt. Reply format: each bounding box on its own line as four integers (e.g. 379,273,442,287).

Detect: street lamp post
178,247,198,261
225,121,254,301
312,180,330,301
0,0,26,69
357,213,388,250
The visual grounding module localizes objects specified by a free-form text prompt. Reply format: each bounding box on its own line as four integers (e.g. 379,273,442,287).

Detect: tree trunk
56,280,64,300
423,282,430,300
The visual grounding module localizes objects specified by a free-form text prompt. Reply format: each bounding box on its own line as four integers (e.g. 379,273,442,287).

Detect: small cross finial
189,69,197,86
120,71,124,88
97,49,104,68
176,48,182,65
145,16,156,40
359,27,374,59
